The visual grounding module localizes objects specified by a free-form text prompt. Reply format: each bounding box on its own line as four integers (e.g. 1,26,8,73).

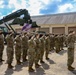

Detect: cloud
8,0,52,16
8,0,27,10
58,3,73,13
27,0,45,15
0,0,76,19
0,0,4,8
73,0,76,1
58,4,73,13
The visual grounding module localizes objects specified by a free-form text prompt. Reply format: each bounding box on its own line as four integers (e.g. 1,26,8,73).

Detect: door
52,27,65,34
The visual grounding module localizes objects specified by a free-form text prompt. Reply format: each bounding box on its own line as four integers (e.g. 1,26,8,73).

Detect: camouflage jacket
67,34,76,48
15,36,22,47
6,34,14,47
0,34,4,45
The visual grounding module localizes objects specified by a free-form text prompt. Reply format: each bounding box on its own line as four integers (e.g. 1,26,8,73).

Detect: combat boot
23,59,27,62
68,66,75,71
28,67,35,72
56,50,60,53
40,60,45,63
17,60,21,65
35,63,41,68
8,64,13,69
70,66,75,69
46,57,49,60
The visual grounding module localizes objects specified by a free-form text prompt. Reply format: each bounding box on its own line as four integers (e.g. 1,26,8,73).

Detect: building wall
11,24,76,34
37,24,76,35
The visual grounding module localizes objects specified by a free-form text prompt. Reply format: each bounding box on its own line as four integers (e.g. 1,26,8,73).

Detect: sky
0,0,76,19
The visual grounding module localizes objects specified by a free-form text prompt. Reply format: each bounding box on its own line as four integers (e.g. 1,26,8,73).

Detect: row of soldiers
0,29,67,72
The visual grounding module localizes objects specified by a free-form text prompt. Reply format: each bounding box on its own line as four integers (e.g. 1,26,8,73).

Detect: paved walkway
0,45,76,75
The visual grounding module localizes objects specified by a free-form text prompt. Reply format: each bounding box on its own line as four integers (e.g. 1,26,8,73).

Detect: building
31,12,76,34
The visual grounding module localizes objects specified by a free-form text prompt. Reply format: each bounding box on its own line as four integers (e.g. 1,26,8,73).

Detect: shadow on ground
14,61,28,72
28,67,45,75
4,68,14,75
47,59,56,64
58,50,67,55
0,62,3,66
71,70,76,75
41,62,50,70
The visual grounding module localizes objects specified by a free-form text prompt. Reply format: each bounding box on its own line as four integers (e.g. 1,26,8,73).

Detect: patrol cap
24,31,27,35
69,30,74,34
22,30,27,34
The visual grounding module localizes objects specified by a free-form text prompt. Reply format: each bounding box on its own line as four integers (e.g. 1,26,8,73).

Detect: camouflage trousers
50,44,54,51
0,45,4,60
6,47,14,64
55,43,60,53
40,49,44,61
45,47,50,58
67,48,74,66
28,50,35,67
35,49,40,64
60,43,63,50
22,47,28,61
15,46,21,61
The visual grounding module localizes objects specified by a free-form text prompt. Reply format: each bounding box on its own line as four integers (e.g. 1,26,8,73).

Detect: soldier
22,31,28,62
27,35,36,72
0,29,4,62
34,33,41,68
59,34,64,50
45,34,50,60
64,35,68,47
39,34,45,63
6,30,14,69
15,34,22,65
67,30,76,71
50,34,55,51
54,34,60,53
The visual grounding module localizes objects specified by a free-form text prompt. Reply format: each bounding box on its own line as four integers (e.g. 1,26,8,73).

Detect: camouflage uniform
27,35,36,72
64,35,68,47
55,35,60,53
15,35,22,65
34,35,41,67
0,33,4,62
22,33,28,62
59,35,64,50
6,33,14,68
45,35,50,59
67,33,76,68
39,35,45,63
50,34,55,51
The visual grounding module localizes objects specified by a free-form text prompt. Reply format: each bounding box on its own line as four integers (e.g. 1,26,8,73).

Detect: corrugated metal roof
31,12,76,25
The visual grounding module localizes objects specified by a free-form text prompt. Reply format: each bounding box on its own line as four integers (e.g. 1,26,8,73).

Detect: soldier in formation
45,34,50,60
39,34,45,63
50,34,55,51
22,32,29,62
67,30,76,71
0,30,76,72
14,34,22,65
59,34,65,50
34,33,41,68
27,34,36,72
6,30,14,69
0,29,4,62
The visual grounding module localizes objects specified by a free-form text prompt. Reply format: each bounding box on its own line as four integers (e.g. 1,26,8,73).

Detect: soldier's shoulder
28,39,31,42
34,38,36,41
